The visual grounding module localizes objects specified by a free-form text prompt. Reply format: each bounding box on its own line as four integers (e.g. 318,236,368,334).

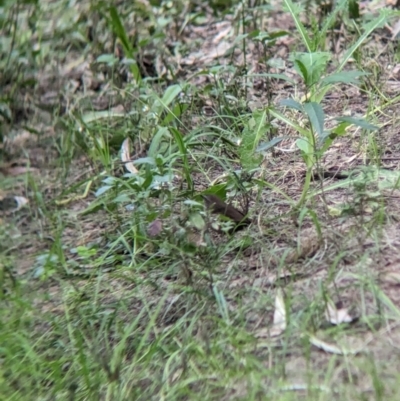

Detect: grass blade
109,6,141,83
338,10,390,72
283,0,312,52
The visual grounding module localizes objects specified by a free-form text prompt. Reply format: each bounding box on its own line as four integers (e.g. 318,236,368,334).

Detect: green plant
259,0,390,211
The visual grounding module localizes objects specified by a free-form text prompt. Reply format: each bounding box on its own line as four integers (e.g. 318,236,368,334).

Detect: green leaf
148,127,171,157
304,102,325,136
335,117,379,131
269,108,309,137
315,9,390,103
152,84,183,117
291,52,331,88
170,127,193,191
321,71,369,86
319,121,352,154
109,6,141,83
280,98,303,111
202,184,227,200
190,212,205,230
293,59,308,84
296,137,314,168
161,84,183,106
239,110,267,170
109,6,133,57
134,157,156,166
96,54,119,66
256,137,285,152
163,102,188,125
333,121,352,136
95,185,112,197
296,137,310,153
348,0,360,19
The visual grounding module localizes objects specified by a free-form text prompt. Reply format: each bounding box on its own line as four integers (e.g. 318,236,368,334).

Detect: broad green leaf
161,84,183,106
184,200,203,207
190,212,205,230
330,121,351,137
152,84,183,117
296,137,314,168
296,137,310,154
315,10,390,103
96,54,119,66
202,184,227,200
256,137,285,152
95,185,112,197
335,117,379,131
304,102,324,136
163,102,188,125
269,108,309,137
148,127,171,157
293,59,308,84
321,71,369,86
280,98,303,111
291,52,331,87
133,157,156,166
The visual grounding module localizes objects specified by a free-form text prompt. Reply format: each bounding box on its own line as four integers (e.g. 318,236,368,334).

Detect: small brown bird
201,194,251,231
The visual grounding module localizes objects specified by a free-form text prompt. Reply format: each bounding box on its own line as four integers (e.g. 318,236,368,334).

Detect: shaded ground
2,0,400,400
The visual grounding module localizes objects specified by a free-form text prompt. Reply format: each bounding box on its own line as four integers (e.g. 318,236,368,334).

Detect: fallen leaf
120,138,138,174
380,269,400,285
325,299,354,325
147,219,163,237
390,19,400,40
0,165,39,176
270,288,287,337
308,334,363,355
0,195,29,213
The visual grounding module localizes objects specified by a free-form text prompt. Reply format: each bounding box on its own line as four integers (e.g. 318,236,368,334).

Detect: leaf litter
3,0,400,399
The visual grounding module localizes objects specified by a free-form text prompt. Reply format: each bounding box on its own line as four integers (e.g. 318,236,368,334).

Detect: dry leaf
0,165,39,176
255,289,287,339
309,335,363,355
147,219,163,237
390,19,400,40
270,288,287,337
120,138,138,174
380,270,400,285
0,195,29,213
325,300,354,325
2,129,35,149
